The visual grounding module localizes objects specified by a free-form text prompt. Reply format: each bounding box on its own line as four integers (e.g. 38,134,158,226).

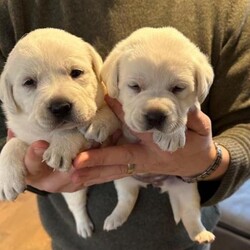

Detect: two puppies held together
0,27,215,243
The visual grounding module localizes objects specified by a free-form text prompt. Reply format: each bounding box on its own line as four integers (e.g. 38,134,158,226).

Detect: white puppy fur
101,27,215,244
0,28,120,238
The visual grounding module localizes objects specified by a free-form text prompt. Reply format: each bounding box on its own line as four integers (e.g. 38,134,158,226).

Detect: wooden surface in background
0,192,51,250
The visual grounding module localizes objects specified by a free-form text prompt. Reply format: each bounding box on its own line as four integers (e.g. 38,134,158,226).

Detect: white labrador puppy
0,28,119,238
101,27,215,244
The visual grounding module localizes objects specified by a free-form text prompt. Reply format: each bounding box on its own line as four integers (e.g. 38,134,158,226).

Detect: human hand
7,131,85,193
72,96,230,186
24,141,87,192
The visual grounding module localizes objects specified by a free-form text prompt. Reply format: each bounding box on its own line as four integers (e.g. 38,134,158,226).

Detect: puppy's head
0,28,104,131
101,27,214,134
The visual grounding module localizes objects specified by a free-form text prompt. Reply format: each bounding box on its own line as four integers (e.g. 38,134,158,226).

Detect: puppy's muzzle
144,110,166,130
48,99,73,119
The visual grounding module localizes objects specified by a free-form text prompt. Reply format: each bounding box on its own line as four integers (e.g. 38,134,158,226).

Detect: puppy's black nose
49,100,72,117
145,110,166,130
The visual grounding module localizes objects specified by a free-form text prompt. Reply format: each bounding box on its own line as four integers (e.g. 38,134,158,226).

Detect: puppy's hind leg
103,177,141,231
62,189,94,238
168,178,215,244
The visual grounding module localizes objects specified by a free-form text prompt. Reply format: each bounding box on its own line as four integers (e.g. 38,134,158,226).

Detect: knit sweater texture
0,0,250,249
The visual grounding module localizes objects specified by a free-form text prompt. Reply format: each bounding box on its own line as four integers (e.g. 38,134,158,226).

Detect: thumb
105,95,124,121
186,107,211,136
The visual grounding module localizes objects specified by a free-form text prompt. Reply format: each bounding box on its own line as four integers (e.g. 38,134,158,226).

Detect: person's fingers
73,144,159,173
74,145,138,167
186,107,211,136
71,165,128,185
105,95,124,121
24,141,50,177
82,175,127,187
32,168,78,192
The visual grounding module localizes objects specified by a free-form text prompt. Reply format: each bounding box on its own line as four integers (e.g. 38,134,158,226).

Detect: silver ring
127,163,136,175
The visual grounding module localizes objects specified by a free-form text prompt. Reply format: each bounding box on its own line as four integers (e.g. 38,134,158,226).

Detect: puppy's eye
171,86,185,94
70,69,84,78
23,78,36,87
129,83,141,93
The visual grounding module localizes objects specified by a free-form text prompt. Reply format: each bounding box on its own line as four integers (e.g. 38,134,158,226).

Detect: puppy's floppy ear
194,53,214,104
0,71,18,114
101,47,122,98
86,43,103,82
101,33,140,98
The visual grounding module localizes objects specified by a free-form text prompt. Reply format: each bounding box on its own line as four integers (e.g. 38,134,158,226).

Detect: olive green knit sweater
0,0,250,249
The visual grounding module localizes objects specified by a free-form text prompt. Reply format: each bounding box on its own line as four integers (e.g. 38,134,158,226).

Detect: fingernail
72,160,81,169
189,105,198,113
33,147,46,157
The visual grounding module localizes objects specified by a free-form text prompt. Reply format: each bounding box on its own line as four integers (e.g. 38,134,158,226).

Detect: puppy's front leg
153,127,186,152
80,105,120,143
43,130,90,172
104,177,141,231
62,189,94,238
0,138,28,200
44,130,93,238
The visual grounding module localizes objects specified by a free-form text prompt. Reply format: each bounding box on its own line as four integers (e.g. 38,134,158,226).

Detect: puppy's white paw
43,147,73,172
0,166,26,201
79,122,109,143
103,213,127,231
194,230,215,244
76,220,94,238
153,130,186,152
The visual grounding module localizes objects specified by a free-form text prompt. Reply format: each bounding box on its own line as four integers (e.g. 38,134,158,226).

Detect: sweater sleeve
199,0,250,206
0,0,16,150
0,50,7,151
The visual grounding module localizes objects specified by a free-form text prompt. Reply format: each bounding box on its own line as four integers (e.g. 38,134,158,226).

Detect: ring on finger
127,163,136,175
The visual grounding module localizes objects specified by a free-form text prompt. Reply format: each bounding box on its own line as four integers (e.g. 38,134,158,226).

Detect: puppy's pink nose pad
144,110,166,130
48,100,72,118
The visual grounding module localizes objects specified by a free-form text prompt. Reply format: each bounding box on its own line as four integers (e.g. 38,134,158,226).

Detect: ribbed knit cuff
202,133,250,206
